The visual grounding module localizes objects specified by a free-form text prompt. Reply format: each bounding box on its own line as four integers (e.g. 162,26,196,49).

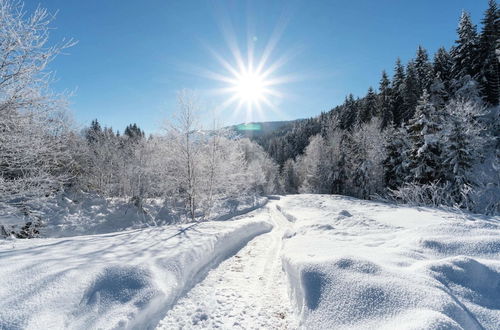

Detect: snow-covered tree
81,124,122,195
433,47,454,95
358,87,377,124
405,90,444,184
451,11,479,82
85,120,103,144
378,70,393,128
0,0,75,203
402,60,420,122
414,46,434,93
198,131,249,219
239,138,279,196
297,134,332,194
345,118,386,199
124,123,145,140
477,0,500,105
453,75,483,103
325,128,348,195
383,126,410,190
339,94,357,130
442,99,487,206
392,58,406,126
429,75,448,109
164,90,203,221
280,158,299,194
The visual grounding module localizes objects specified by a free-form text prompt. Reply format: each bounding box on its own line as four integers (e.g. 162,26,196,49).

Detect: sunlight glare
197,8,299,122
233,70,266,105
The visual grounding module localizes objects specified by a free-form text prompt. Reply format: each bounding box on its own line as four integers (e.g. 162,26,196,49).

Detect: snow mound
278,194,500,329
74,266,160,329
0,210,272,329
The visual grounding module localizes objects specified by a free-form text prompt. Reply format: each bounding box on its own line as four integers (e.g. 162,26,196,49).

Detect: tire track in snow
156,203,298,329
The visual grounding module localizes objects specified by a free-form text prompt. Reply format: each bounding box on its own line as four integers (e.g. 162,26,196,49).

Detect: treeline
0,0,278,224
76,95,278,222
263,2,499,214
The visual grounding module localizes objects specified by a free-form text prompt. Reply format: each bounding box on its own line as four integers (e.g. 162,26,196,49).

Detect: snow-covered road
157,204,299,329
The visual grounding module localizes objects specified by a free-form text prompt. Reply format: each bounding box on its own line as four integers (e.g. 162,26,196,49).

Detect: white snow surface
157,204,299,329
277,194,500,330
0,212,272,329
0,192,268,238
1,194,499,330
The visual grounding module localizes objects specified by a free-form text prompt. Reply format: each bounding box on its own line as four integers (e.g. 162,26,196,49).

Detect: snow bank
0,210,272,329
278,194,500,329
212,195,268,221
0,192,268,238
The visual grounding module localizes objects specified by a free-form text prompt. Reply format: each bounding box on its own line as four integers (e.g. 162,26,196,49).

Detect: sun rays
201,46,290,123
192,5,298,124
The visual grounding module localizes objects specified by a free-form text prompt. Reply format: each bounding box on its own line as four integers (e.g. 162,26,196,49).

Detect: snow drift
0,192,268,238
278,195,500,329
0,211,272,329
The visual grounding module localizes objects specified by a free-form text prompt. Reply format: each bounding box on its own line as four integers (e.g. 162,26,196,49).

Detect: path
156,203,298,329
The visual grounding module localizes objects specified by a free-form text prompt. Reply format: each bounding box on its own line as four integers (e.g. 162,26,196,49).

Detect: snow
157,204,298,329
0,212,272,329
1,194,499,329
0,192,268,238
277,194,500,329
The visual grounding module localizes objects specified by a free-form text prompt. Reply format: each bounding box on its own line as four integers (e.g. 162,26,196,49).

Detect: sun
208,55,286,122
194,13,299,122
231,69,267,106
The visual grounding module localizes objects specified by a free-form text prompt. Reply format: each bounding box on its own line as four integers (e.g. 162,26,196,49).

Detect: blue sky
30,0,489,133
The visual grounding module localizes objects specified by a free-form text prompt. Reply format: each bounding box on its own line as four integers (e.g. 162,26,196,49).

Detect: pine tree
280,158,299,194
443,117,474,206
405,90,444,184
477,0,500,105
124,123,145,141
383,126,410,190
402,60,420,122
391,58,406,126
433,47,453,94
383,127,409,189
451,11,479,82
330,134,347,195
414,46,434,93
379,70,393,128
358,87,377,124
454,74,482,103
339,94,357,130
442,99,486,207
86,119,103,144
429,75,448,109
